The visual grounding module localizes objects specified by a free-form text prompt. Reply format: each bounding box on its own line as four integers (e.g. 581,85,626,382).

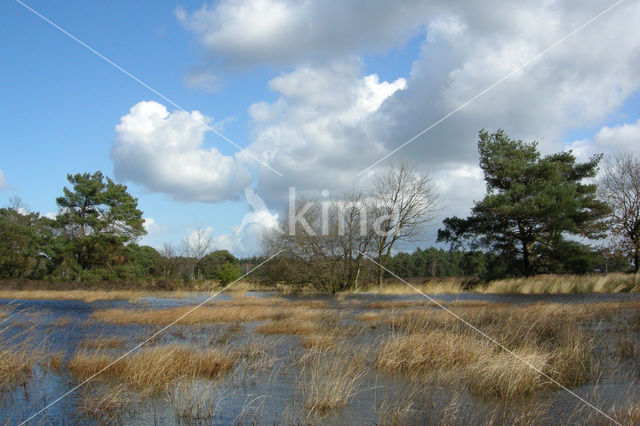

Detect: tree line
0,172,241,284
1,129,639,289
260,129,640,290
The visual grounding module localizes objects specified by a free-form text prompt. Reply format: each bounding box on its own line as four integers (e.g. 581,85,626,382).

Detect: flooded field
1,291,640,425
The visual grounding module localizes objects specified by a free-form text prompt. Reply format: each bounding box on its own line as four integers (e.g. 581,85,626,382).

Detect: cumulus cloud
176,0,431,68
232,0,640,209
213,187,279,256
169,0,640,250
0,169,6,190
112,101,252,202
143,217,161,234
569,119,640,162
240,58,406,199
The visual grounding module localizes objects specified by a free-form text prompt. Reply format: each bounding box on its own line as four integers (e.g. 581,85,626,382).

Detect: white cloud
569,119,640,162
169,0,640,251
0,169,7,190
143,217,160,234
112,101,252,202
240,58,406,199
234,0,640,206
176,0,431,68
213,187,279,256
591,120,640,155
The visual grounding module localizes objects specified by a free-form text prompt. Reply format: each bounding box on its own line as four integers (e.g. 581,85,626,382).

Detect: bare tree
183,227,214,279
600,152,640,272
261,164,438,291
159,242,179,279
370,163,439,285
8,196,29,213
261,191,376,292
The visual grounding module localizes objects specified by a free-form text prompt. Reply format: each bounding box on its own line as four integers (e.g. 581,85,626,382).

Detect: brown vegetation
91,296,331,325
68,344,236,395
299,348,367,415
79,337,126,350
374,301,605,399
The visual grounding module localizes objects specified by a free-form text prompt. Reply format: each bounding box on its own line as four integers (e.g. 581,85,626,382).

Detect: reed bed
377,331,492,373
92,305,281,325
79,337,126,349
254,319,326,336
362,300,438,309
299,348,368,415
0,333,45,391
482,273,640,294
0,306,48,391
0,289,195,302
68,344,236,394
91,296,331,325
375,300,602,399
358,273,640,294
361,278,467,295
76,382,140,423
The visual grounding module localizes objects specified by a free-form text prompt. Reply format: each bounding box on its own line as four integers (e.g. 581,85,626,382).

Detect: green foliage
438,129,610,276
216,262,242,285
386,247,486,278
198,250,241,284
55,171,146,271
0,208,52,279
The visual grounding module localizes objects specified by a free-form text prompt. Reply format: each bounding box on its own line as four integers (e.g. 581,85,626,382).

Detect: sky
1,0,639,257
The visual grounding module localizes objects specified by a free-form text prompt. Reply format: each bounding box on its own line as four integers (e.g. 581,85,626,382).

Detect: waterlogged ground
1,291,640,425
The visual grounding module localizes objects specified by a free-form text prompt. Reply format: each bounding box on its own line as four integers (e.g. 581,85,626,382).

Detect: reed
299,348,367,415
68,344,237,394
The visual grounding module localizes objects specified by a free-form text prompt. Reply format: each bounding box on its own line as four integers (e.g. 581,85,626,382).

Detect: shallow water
1,292,639,425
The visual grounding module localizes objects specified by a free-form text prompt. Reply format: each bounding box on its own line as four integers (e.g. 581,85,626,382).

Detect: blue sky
1,1,288,250
2,0,639,256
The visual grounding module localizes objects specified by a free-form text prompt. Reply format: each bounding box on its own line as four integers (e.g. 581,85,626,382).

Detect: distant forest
1,130,639,289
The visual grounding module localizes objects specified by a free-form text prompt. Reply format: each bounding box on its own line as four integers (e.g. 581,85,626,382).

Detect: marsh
1,291,639,425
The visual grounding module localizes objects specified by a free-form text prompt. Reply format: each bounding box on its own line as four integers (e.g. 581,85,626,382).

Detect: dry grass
375,300,600,399
92,305,280,325
79,337,126,350
68,344,236,395
0,289,195,302
355,273,640,295
91,296,331,325
169,381,219,422
362,300,438,309
483,273,640,294
46,351,65,370
77,382,138,423
377,331,491,373
357,311,391,322
300,334,339,350
0,337,44,391
361,278,467,295
0,306,47,391
465,348,550,398
299,348,367,415
55,316,72,327
254,318,325,336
